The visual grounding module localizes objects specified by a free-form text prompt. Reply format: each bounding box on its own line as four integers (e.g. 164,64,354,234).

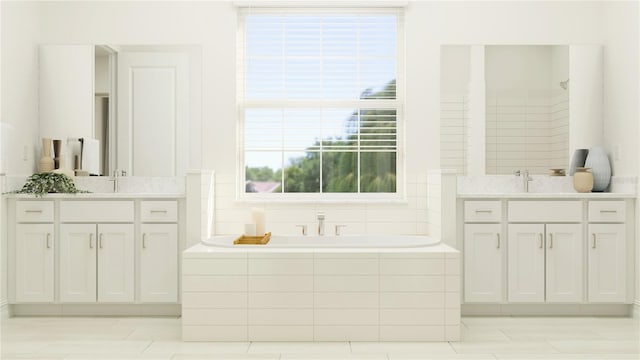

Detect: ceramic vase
573,167,593,193
584,146,611,192
39,138,54,173
569,149,589,175
53,139,62,169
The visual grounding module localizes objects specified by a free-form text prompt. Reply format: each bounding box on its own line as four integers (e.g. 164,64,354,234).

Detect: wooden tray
233,232,271,245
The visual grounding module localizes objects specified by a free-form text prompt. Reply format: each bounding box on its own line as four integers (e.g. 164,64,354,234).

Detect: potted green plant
12,173,89,197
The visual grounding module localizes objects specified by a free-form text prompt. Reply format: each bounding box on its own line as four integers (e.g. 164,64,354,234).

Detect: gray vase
569,149,589,176
584,146,611,192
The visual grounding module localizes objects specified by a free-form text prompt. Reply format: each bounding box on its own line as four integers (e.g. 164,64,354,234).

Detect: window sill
235,194,408,205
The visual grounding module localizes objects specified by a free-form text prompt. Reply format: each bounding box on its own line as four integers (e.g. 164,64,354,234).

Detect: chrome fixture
109,169,126,192
514,169,533,192
295,225,308,236
560,78,570,90
317,213,325,236
335,225,347,236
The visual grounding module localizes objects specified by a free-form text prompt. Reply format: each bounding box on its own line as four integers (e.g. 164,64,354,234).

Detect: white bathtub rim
200,234,441,249
184,241,459,255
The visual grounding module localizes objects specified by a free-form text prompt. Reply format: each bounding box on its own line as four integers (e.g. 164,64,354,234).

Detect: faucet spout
522,169,533,192
316,213,325,236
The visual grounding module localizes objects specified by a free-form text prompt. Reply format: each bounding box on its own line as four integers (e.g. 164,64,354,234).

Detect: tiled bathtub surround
182,245,460,341
458,175,637,194
213,173,429,236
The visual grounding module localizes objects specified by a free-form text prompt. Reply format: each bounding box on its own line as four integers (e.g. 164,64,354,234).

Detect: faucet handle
316,212,325,220
513,170,521,176
335,225,347,236
295,225,308,236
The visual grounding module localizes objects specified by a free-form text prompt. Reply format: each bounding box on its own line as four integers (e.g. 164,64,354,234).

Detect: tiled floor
1,315,639,359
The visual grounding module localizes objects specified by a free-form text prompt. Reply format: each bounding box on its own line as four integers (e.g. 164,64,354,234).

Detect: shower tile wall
486,89,569,175
440,90,569,176
440,95,468,175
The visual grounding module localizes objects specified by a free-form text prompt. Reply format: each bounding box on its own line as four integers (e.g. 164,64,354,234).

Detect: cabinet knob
46,233,51,249
592,233,597,249
548,233,553,249
142,233,147,249
496,233,500,249
99,233,103,249
89,233,94,249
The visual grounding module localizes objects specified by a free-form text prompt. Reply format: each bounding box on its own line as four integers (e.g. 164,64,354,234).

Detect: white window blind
238,8,403,196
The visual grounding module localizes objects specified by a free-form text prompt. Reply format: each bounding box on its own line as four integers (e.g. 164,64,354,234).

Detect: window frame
236,7,406,202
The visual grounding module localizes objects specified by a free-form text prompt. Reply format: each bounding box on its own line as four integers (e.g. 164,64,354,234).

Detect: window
238,8,403,198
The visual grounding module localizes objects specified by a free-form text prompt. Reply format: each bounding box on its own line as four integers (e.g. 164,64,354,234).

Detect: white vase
584,146,611,192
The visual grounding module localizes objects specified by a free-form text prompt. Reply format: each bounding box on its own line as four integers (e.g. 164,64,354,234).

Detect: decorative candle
244,223,256,236
251,207,265,235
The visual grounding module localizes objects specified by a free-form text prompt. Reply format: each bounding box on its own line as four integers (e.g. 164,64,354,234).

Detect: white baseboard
11,304,180,317
462,303,633,316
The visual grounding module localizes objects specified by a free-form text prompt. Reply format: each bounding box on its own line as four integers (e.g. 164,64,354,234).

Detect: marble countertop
458,192,636,199
4,192,185,199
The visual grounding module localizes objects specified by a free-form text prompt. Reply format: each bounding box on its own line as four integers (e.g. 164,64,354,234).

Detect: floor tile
280,354,388,359
450,341,560,354
350,342,456,354
35,340,152,355
548,340,640,354
389,355,497,360
171,355,279,360
143,341,250,355
247,342,351,354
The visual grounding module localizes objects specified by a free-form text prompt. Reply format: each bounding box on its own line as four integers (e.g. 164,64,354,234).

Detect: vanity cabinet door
59,224,98,302
464,224,503,302
545,224,583,303
97,224,134,302
588,224,626,303
140,224,178,303
15,224,54,303
507,224,545,303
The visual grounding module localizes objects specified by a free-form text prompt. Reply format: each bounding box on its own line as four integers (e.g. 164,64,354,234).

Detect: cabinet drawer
60,201,134,222
464,201,501,222
588,201,626,222
16,201,54,223
508,201,582,222
140,201,178,222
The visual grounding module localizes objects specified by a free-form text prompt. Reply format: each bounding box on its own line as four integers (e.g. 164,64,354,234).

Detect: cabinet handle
99,233,103,249
475,209,492,213
496,233,501,249
592,233,597,249
600,210,617,213
539,233,543,249
142,233,147,249
46,233,51,249
89,233,94,249
25,210,43,213
549,233,553,249
150,210,168,213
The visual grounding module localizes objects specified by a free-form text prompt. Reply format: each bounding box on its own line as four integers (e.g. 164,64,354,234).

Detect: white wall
0,1,636,227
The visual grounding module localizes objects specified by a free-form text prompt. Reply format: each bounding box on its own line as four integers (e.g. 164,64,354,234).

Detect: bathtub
201,234,441,248
182,234,460,342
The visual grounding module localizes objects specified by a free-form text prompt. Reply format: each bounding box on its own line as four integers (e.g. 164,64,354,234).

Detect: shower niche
440,45,603,175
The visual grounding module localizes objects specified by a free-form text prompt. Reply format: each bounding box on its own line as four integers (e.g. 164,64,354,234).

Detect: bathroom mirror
440,44,603,176
39,44,201,177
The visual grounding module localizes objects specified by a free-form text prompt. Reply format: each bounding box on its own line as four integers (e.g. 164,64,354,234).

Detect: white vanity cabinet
139,201,178,303
14,201,55,303
59,201,135,303
507,201,583,303
507,223,583,303
587,201,627,303
463,201,503,303
459,197,634,314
